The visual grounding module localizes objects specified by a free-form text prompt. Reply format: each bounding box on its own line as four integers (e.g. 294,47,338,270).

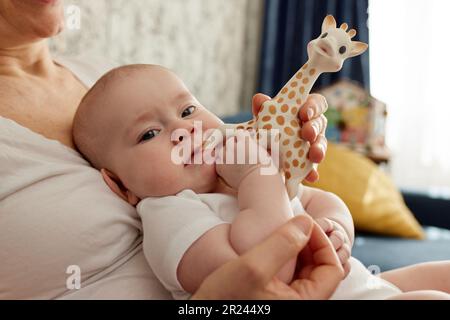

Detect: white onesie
137,189,402,300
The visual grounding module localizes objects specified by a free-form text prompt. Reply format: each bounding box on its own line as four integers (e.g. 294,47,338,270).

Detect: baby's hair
73,64,163,170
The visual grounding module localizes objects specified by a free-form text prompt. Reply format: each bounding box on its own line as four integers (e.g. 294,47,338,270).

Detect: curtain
370,0,450,193
258,0,370,97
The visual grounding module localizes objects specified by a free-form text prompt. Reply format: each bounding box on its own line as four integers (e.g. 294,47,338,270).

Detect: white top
0,56,171,299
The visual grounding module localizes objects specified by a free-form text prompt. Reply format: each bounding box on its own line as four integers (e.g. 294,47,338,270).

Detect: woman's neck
0,40,57,77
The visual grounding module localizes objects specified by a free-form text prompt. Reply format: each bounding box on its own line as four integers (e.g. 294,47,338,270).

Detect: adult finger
241,215,313,287
343,261,352,278
304,170,320,183
296,243,314,280
308,135,328,164
252,93,272,116
291,223,344,299
299,94,328,122
308,222,342,267
301,115,328,143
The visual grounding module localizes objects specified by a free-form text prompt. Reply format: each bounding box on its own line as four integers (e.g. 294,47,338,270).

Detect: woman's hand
191,215,344,300
252,94,328,183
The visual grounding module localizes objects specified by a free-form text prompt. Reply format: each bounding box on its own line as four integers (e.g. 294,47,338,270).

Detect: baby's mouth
182,130,221,167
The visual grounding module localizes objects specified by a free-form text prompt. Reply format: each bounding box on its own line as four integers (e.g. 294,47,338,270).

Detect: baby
73,64,450,300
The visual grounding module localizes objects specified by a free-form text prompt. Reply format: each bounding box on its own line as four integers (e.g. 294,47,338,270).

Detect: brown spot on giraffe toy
218,15,368,199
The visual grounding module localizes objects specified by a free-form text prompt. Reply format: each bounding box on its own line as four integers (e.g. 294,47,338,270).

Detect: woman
0,0,338,299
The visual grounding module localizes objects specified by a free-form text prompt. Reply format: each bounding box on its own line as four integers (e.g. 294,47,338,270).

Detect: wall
50,0,263,116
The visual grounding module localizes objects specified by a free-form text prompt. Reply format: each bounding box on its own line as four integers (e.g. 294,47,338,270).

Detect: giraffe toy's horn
340,23,348,31
348,29,357,39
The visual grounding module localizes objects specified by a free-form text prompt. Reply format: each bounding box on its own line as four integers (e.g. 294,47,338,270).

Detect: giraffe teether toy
217,15,368,199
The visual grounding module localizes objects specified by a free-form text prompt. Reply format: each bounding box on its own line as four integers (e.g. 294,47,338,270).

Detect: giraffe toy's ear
322,15,337,33
349,41,369,58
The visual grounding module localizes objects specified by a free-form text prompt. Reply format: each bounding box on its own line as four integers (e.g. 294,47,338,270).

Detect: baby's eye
181,106,196,118
140,129,160,143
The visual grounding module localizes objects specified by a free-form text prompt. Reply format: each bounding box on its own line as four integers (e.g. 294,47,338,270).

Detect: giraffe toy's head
307,15,368,72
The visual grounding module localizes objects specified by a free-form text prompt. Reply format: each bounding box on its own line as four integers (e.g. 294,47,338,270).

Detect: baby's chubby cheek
141,156,186,197
149,172,183,197
117,147,181,198
129,164,184,198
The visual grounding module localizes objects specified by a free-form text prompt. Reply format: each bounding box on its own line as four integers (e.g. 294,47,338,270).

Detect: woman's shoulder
53,54,120,88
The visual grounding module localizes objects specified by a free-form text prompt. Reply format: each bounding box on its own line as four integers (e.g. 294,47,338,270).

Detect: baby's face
104,67,223,199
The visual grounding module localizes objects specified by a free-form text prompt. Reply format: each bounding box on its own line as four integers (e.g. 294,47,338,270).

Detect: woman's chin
31,28,60,40
8,0,65,39
31,17,64,38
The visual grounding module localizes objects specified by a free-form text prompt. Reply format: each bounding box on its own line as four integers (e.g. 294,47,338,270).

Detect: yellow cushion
304,143,425,239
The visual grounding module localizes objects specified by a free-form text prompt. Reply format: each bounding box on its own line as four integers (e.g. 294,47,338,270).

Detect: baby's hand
215,131,276,190
315,217,352,276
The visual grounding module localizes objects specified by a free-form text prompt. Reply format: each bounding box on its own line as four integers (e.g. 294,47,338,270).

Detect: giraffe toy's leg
286,177,301,200
284,162,318,200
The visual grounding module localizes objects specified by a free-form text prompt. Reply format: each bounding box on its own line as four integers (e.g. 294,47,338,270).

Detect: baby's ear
101,169,139,206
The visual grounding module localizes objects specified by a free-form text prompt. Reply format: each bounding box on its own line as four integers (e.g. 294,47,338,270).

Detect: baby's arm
215,133,297,283
179,135,297,292
178,169,296,293
230,167,297,283
178,224,239,293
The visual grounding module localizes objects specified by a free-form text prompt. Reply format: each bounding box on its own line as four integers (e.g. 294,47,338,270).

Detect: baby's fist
215,131,274,190
315,217,352,276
